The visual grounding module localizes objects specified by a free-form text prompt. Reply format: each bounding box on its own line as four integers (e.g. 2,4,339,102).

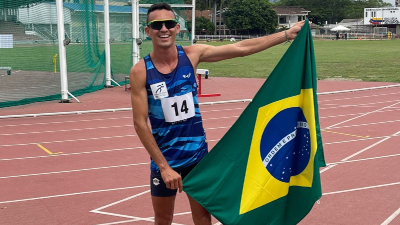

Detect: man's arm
185,20,306,65
129,62,183,192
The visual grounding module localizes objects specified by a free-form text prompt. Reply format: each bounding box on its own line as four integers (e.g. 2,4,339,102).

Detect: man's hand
160,167,183,193
286,20,309,40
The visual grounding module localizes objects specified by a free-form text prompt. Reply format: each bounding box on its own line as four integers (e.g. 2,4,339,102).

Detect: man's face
145,9,180,48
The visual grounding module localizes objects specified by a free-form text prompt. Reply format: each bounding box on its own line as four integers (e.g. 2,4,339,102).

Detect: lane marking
321,130,400,173
319,91,400,103
37,144,54,155
323,119,400,130
321,129,369,138
325,153,400,166
1,125,133,136
0,134,137,147
324,133,400,145
0,162,150,179
325,101,400,129
323,182,400,196
0,116,131,128
0,147,144,161
0,185,150,204
381,207,400,225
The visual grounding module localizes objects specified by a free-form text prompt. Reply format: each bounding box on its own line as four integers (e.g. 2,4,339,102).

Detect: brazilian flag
183,20,326,225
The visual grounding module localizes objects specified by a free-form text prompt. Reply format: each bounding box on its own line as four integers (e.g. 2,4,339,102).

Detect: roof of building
273,6,310,15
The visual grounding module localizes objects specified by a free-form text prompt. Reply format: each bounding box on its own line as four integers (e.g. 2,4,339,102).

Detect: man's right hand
160,167,183,193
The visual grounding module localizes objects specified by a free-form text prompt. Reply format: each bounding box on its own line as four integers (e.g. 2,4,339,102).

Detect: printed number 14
171,100,189,116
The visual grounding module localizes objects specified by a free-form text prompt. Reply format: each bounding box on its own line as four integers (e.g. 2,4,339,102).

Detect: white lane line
0,162,149,179
323,119,400,130
91,190,186,225
321,130,400,173
381,207,400,225
325,101,400,129
0,185,150,204
0,116,132,128
325,153,400,166
319,91,400,103
323,182,400,196
0,134,137,147
0,124,133,136
323,133,400,145
0,147,144,161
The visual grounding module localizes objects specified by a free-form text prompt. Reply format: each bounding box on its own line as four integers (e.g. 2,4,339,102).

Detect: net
0,0,192,108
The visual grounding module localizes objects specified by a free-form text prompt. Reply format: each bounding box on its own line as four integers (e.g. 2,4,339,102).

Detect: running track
1,77,399,225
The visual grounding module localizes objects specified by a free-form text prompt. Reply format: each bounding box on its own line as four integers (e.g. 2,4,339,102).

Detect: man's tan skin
130,7,307,225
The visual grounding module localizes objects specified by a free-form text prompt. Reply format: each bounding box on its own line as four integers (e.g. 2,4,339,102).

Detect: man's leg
152,195,176,225
187,194,211,225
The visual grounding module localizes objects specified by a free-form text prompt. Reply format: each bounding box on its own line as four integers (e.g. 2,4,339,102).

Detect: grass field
196,39,400,83
1,39,399,83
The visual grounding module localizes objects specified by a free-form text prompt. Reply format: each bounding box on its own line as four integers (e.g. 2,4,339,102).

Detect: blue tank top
144,45,208,172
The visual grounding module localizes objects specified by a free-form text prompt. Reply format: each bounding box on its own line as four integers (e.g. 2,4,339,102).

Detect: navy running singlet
144,45,208,172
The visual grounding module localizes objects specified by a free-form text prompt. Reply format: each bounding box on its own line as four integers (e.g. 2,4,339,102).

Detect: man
130,3,307,225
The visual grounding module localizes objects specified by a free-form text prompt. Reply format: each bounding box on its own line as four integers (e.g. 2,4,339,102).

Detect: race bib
161,92,195,123
150,82,169,99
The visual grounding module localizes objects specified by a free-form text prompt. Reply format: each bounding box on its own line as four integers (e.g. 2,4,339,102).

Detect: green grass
1,39,399,83
197,39,400,83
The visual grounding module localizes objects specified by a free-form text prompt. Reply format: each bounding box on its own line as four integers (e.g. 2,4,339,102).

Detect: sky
383,0,396,6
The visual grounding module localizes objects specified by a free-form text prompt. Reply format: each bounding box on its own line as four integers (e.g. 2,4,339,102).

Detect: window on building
279,16,286,24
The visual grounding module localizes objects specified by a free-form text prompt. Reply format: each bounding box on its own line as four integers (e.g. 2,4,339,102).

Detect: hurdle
196,69,221,97
0,67,12,75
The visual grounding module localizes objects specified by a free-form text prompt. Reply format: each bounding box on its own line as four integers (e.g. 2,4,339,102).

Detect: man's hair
147,2,175,23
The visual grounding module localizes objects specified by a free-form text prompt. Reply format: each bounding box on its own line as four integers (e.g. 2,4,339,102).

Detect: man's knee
154,213,174,225
192,210,211,225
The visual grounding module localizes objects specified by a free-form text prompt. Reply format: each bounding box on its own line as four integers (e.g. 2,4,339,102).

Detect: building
273,6,310,28
364,7,400,34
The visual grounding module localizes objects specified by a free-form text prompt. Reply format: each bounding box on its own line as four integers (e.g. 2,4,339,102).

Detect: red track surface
1,78,399,225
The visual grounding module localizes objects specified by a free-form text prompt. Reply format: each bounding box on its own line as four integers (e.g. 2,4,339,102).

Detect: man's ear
145,26,150,37
176,23,181,34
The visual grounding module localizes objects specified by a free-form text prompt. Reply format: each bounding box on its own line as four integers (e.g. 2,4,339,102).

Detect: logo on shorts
153,178,160,186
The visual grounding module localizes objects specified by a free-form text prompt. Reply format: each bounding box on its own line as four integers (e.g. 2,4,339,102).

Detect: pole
104,0,112,87
132,0,140,66
56,0,80,103
191,0,195,44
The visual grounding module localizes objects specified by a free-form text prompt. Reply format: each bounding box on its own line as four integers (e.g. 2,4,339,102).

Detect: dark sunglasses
147,19,178,30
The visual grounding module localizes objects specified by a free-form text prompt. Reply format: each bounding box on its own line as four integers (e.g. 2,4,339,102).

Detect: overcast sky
383,0,396,6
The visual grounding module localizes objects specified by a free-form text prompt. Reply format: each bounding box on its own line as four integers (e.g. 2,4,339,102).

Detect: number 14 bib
160,92,195,123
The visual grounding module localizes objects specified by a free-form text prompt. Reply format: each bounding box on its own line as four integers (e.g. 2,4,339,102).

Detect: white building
364,7,400,34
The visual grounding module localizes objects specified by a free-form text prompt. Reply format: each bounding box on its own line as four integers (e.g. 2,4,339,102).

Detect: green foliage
187,17,215,35
277,0,392,25
225,0,277,34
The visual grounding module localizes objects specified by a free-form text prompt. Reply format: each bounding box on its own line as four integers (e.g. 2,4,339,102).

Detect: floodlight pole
56,0,79,103
104,0,120,87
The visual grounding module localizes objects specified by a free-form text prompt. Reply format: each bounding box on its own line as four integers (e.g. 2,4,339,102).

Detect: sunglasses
147,19,178,30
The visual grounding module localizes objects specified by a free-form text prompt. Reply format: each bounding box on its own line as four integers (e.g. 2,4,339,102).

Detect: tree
277,0,392,25
224,0,277,35
187,16,215,35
